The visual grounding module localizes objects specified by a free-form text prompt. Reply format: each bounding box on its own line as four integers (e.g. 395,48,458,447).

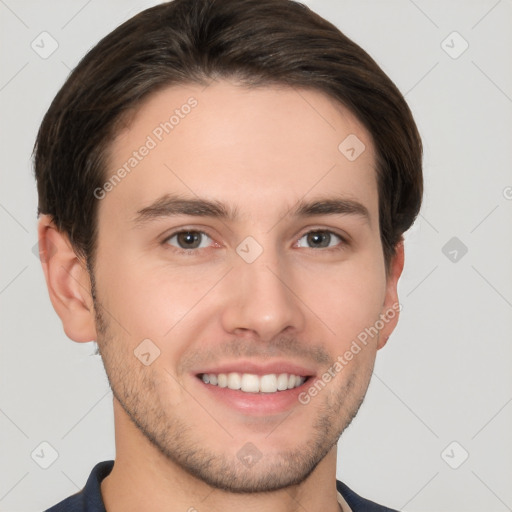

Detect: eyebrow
294,198,370,224
133,195,236,226
132,193,371,227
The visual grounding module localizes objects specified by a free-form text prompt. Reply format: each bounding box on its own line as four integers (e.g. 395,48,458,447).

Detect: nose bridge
220,240,305,339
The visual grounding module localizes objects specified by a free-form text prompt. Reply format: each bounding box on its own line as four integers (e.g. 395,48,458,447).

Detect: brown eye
297,230,342,249
166,231,211,250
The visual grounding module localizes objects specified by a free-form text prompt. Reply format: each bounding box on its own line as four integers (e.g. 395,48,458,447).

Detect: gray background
1,0,511,510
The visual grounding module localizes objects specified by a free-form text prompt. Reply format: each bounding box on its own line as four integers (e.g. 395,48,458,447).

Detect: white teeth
241,373,260,392
276,373,289,391
227,372,241,390
217,373,228,388
200,372,306,393
260,374,278,393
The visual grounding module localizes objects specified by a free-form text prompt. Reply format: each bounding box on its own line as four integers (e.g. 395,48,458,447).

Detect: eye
165,230,213,250
296,230,344,249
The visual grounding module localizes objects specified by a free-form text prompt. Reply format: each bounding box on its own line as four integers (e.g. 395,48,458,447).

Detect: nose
220,250,306,341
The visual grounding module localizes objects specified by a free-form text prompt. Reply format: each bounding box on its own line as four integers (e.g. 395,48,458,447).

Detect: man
34,0,422,510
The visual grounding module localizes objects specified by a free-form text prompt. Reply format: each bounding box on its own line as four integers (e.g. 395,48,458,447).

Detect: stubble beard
91,276,372,493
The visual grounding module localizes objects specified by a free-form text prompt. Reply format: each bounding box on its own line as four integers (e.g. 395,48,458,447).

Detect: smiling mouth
197,372,310,393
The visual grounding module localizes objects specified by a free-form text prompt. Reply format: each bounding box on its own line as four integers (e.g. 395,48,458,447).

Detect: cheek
95,253,223,347
297,255,386,344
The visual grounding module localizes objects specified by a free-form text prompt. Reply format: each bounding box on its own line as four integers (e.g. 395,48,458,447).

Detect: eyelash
161,228,349,255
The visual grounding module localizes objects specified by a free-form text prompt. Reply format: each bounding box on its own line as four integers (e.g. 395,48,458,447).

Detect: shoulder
336,480,400,512
45,460,114,512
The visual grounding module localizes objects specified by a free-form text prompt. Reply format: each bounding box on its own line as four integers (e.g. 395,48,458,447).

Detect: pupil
178,231,201,248
308,231,330,248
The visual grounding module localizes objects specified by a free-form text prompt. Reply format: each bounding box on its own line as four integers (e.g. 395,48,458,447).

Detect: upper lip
194,360,316,378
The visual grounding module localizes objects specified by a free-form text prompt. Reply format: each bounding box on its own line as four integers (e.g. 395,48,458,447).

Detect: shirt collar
337,489,353,512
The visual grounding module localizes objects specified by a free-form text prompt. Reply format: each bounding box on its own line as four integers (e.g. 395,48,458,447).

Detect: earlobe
377,240,405,350
37,215,97,343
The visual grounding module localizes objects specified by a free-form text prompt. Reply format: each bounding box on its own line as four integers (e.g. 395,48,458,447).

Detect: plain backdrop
1,1,511,511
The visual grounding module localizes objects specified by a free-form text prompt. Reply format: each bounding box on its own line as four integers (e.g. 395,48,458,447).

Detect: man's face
91,80,399,492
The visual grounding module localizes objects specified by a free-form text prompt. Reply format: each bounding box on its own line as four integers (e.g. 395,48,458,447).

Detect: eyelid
159,225,351,253
161,225,216,241
161,227,219,251
293,231,346,252
295,226,351,245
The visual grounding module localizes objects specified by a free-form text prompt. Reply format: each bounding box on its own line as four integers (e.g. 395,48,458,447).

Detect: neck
101,399,341,512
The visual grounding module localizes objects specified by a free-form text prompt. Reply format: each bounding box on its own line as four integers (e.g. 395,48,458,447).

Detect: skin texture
38,80,404,512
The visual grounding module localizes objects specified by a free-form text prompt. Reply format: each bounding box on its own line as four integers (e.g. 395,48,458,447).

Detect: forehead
102,80,378,225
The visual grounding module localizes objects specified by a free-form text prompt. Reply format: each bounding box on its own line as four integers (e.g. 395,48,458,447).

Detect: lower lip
193,376,312,415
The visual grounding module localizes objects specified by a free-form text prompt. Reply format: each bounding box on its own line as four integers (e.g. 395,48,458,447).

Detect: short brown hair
34,0,422,272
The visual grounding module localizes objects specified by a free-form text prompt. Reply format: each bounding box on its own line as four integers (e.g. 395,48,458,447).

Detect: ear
37,215,97,342
377,240,405,350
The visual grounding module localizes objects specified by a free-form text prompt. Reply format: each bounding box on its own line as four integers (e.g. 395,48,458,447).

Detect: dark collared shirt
45,460,398,512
